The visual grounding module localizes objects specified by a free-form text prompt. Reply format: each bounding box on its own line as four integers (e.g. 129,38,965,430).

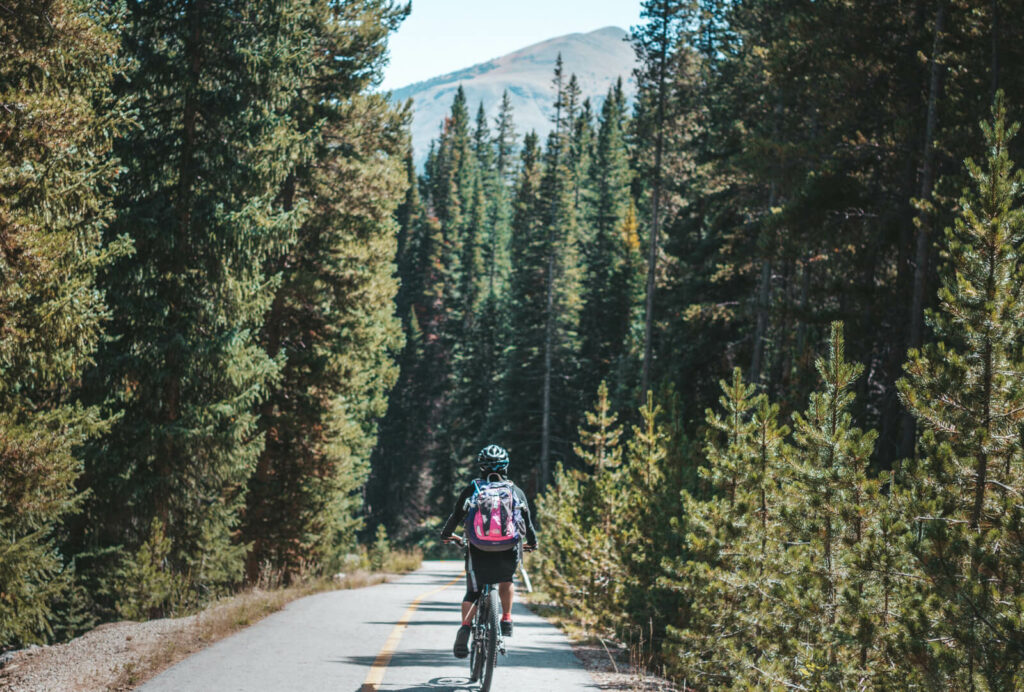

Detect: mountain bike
447,534,533,692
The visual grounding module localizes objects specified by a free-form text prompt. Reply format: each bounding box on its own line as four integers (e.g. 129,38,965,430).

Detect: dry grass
380,549,423,574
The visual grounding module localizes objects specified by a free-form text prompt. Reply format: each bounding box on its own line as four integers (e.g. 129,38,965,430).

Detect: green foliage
114,519,189,622
75,0,319,609
664,368,788,687
369,525,391,573
773,323,880,688
244,0,408,582
0,0,129,647
897,95,1024,689
538,382,624,631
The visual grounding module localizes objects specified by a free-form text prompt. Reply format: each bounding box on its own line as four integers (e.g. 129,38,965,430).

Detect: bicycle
445,534,533,692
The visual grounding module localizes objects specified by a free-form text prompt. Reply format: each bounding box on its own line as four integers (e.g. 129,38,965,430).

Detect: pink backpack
463,477,523,552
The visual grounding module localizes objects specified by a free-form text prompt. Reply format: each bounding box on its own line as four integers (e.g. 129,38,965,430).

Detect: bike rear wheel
479,589,501,692
469,621,483,682
468,592,485,682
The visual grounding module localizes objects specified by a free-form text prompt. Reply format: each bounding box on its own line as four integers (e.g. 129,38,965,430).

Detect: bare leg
461,601,477,624
498,582,514,617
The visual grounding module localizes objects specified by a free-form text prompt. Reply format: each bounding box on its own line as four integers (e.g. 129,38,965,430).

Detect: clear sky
381,0,643,91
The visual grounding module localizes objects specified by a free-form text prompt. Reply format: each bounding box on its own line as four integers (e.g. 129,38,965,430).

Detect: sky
381,0,643,91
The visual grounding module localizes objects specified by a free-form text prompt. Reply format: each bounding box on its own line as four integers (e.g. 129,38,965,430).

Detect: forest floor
0,569,402,692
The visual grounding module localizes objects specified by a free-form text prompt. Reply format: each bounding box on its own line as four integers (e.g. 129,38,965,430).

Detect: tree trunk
900,0,945,459
641,11,670,397
749,258,771,384
990,0,1000,101
541,67,565,489
750,90,782,385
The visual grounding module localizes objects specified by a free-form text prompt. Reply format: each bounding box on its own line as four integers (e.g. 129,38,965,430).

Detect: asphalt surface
141,560,600,691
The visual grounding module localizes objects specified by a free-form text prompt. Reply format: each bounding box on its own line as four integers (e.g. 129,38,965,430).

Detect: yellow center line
359,571,464,692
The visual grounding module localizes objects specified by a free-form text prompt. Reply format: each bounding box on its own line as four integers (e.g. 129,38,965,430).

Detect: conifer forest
5,0,1024,688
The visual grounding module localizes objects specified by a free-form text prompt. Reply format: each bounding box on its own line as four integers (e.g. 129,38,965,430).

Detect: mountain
392,26,637,165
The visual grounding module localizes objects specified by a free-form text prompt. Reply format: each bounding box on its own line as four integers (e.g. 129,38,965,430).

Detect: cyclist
441,444,537,658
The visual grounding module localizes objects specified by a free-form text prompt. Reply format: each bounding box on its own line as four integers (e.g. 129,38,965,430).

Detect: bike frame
448,534,505,691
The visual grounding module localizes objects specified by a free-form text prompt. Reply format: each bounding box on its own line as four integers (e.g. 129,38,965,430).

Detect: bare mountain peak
392,27,636,165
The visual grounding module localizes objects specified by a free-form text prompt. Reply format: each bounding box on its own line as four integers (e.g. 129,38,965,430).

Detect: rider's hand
524,543,537,552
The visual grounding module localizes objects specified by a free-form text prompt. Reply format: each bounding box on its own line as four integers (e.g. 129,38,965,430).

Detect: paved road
142,560,600,691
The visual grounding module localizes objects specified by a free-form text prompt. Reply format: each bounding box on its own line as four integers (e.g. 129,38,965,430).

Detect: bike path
141,560,600,691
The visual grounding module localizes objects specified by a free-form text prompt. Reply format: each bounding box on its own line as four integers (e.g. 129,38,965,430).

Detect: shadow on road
362,675,477,691
336,646,573,669
367,619,547,628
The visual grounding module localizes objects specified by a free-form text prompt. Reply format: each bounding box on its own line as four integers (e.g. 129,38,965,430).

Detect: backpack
463,476,523,552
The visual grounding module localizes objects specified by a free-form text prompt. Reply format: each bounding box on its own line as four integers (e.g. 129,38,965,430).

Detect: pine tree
494,90,519,186
365,149,435,541
423,87,482,508
536,57,585,487
664,369,788,687
504,132,546,488
613,392,672,637
633,0,693,394
244,0,409,581
76,0,313,612
0,0,128,645
537,381,624,631
579,80,636,402
897,95,1024,689
776,323,878,688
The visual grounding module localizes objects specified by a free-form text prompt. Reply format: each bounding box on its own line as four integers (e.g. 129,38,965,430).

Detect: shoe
453,624,471,658
500,619,513,637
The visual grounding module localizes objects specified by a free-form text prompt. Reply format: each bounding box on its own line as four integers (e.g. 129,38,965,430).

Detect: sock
502,613,512,622
462,617,472,626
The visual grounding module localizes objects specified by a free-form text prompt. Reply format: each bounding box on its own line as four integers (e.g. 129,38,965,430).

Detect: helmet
477,444,510,473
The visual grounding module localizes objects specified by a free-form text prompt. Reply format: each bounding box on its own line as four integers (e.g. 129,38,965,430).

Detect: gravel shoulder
0,572,388,692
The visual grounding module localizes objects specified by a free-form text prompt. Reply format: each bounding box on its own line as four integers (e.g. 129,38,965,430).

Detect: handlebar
442,534,536,552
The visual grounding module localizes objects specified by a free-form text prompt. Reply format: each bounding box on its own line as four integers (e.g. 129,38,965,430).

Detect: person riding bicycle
440,444,537,659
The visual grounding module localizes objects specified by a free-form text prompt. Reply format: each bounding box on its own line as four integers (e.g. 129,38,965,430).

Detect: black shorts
463,544,520,602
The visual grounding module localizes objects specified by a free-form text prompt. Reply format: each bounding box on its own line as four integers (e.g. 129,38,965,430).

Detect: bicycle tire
469,591,485,682
479,589,500,692
469,615,483,682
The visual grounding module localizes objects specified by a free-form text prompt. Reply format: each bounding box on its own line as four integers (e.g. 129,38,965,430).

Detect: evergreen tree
494,90,519,186
537,381,624,631
579,80,636,403
664,369,788,687
613,392,672,638
366,153,435,539
504,132,546,489
535,56,585,487
76,0,313,612
633,0,693,394
244,0,409,581
0,0,128,645
774,323,879,688
898,96,1024,689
